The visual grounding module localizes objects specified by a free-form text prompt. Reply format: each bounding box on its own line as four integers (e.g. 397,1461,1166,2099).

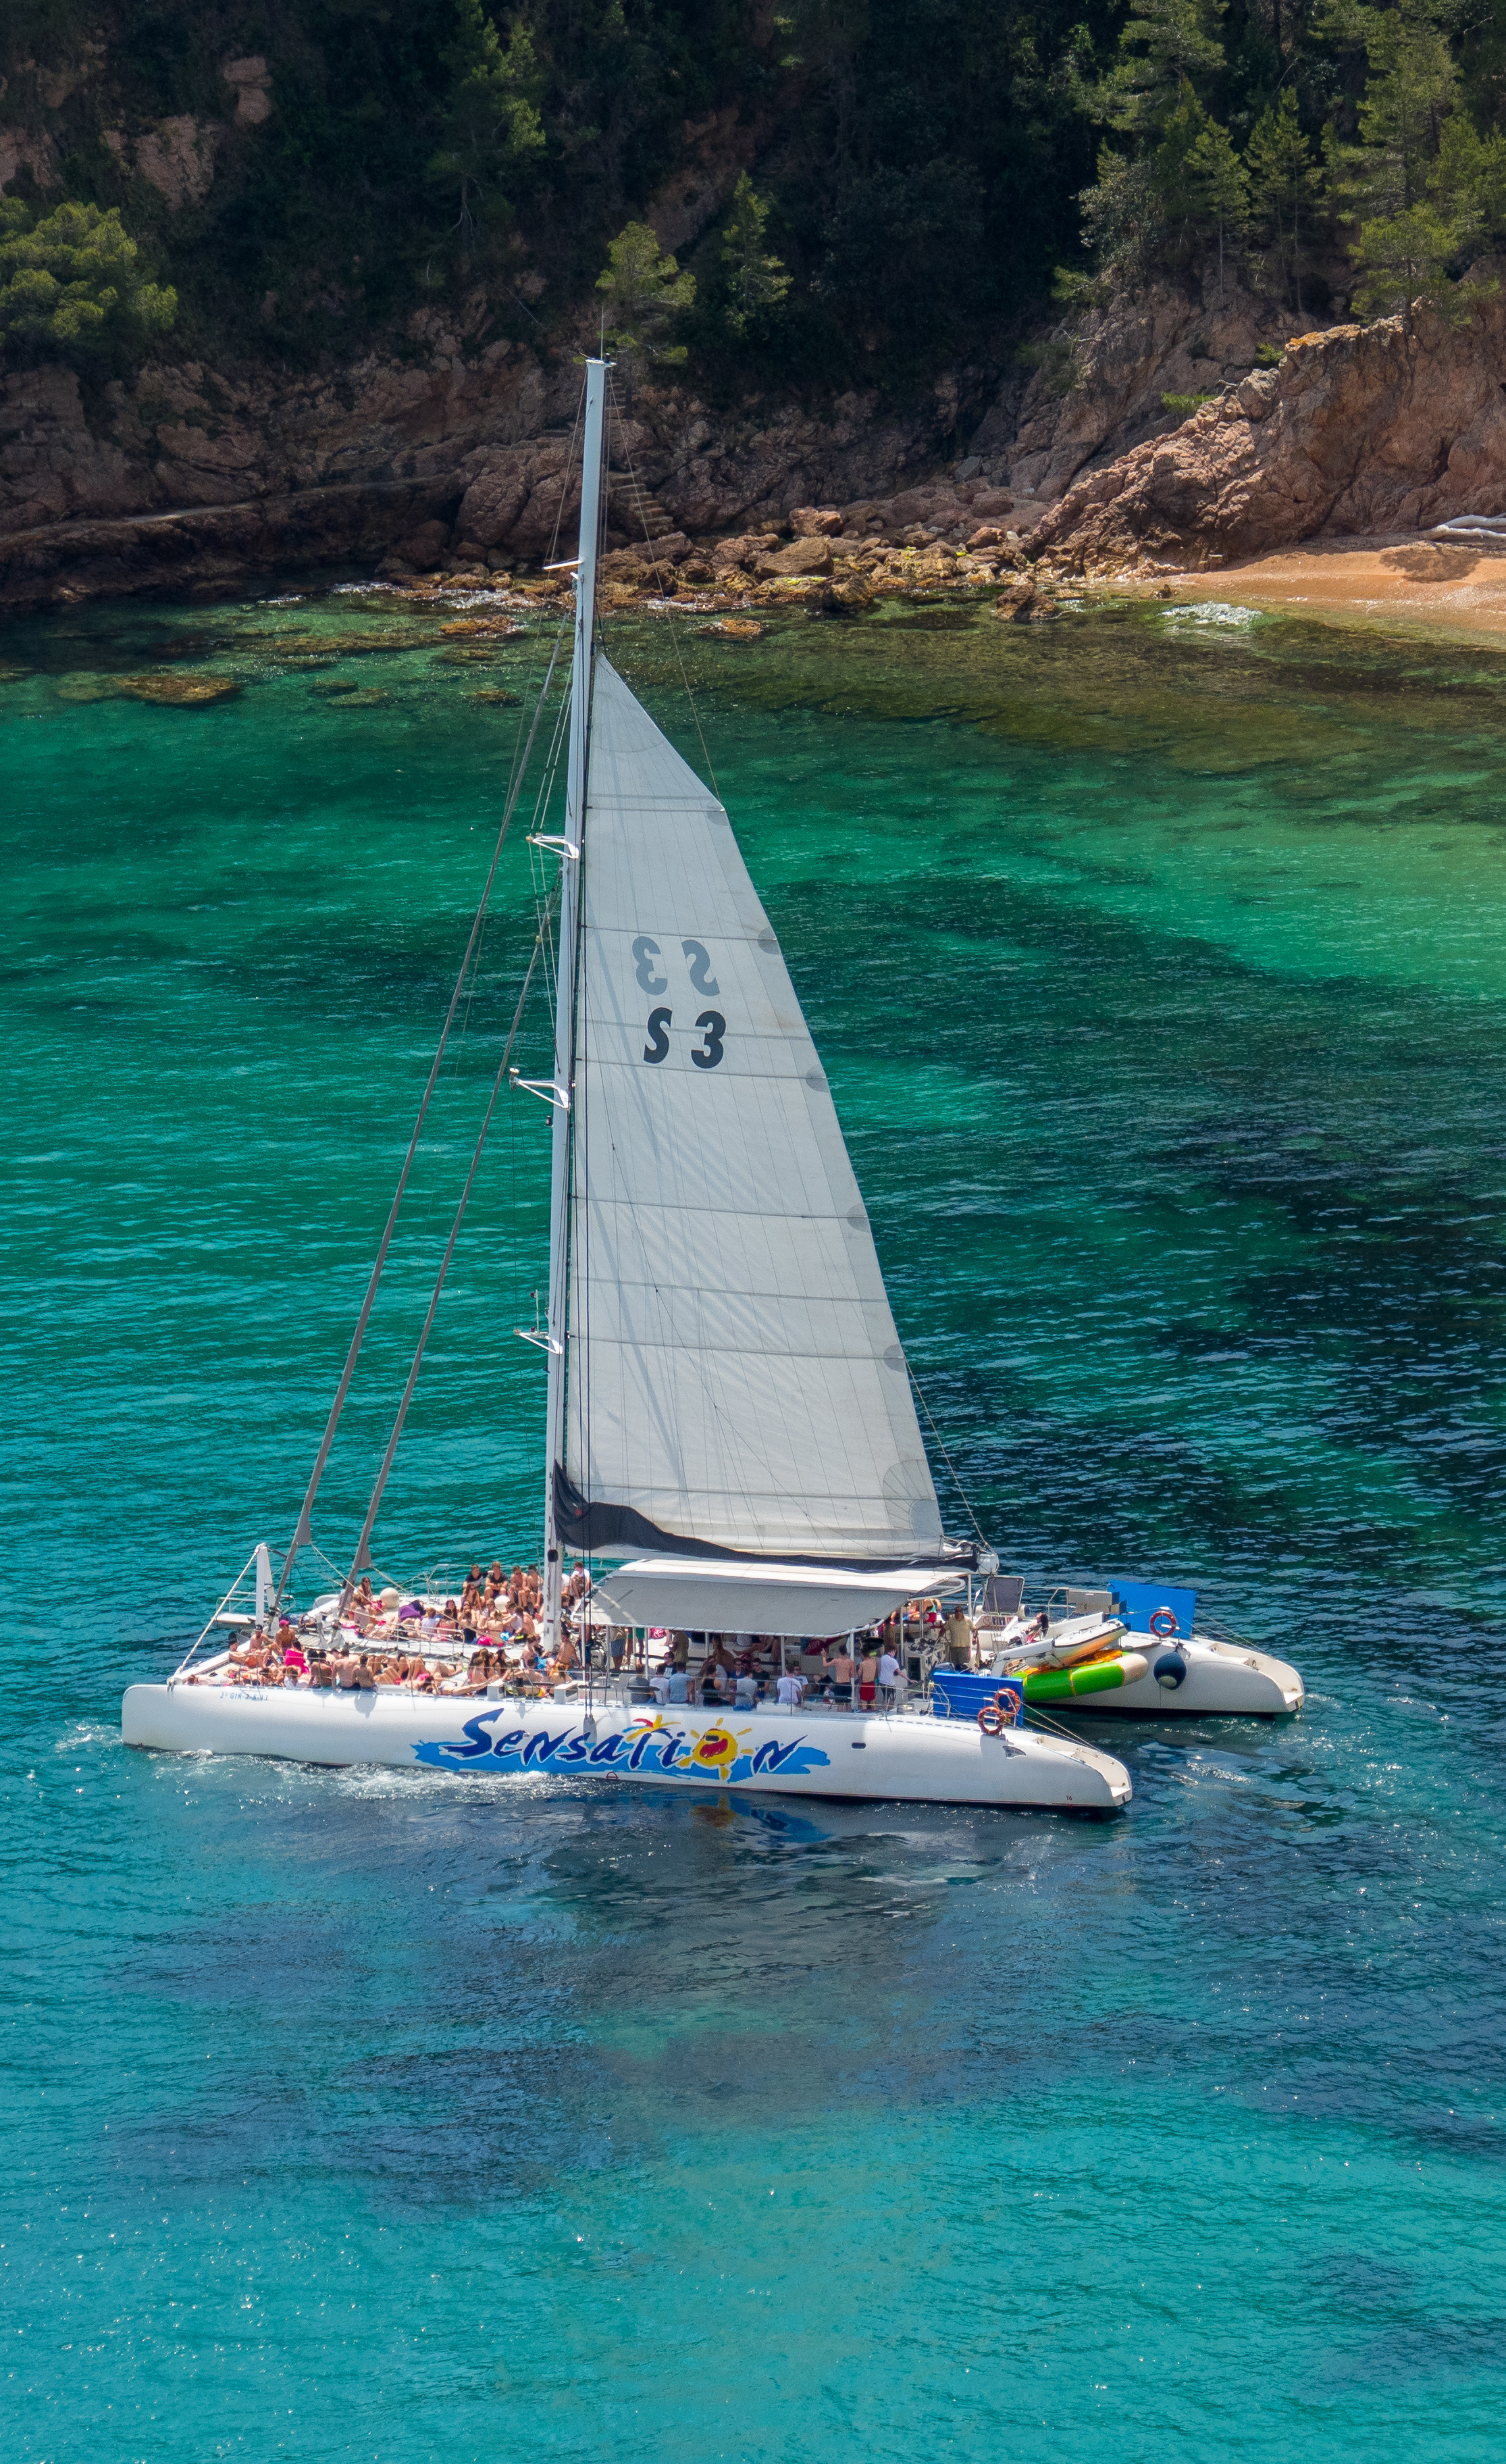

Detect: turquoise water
5,587,1505,2459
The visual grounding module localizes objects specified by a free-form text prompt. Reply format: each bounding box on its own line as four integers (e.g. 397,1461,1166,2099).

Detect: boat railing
171,1544,274,1682
977,1583,1256,1645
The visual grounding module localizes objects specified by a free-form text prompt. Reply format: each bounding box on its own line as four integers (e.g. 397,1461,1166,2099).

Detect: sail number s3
643,1006,726,1067
633,935,726,1068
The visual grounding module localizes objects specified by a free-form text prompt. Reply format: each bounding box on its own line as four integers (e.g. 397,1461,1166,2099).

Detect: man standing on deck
942,1606,974,1669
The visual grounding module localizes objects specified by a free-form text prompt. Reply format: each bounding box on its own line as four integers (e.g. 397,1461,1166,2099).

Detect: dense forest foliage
3,0,1506,391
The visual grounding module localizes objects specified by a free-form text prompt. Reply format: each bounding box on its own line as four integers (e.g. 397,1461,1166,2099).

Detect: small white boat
974,1586,1303,1718
122,356,1133,1818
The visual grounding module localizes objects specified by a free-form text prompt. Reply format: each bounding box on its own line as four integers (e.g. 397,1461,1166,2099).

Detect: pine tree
427,0,544,256
1427,111,1506,255
1349,199,1461,321
1322,2,1496,328
1326,0,1459,220
1097,0,1228,140
1143,83,1245,279
1246,87,1328,312
1186,113,1249,299
0,199,176,357
720,176,791,337
596,224,696,380
1083,0,1228,279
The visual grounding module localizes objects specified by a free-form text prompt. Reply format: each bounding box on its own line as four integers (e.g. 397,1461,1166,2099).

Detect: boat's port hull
122,1684,1131,1811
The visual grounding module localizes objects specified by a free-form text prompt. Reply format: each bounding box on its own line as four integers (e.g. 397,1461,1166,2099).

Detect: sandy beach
1158,532,1506,647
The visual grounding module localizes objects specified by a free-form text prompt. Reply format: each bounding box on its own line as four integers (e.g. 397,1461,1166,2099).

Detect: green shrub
0,199,175,358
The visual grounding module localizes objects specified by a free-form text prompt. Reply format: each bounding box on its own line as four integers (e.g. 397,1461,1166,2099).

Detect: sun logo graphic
687,1726,741,1776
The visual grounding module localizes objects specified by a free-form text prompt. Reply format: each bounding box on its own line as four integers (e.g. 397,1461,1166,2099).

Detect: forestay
562,656,943,1564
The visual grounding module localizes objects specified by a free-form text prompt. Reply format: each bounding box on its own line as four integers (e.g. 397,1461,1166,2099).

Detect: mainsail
559,654,944,1566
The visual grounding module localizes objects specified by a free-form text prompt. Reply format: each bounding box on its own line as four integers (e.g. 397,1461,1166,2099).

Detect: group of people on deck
641,1602,955,1709
190,1560,966,1703
646,1635,907,1710
192,1558,594,1695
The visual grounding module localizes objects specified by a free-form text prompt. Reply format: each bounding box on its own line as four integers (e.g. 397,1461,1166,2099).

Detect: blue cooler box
931,1671,1024,1726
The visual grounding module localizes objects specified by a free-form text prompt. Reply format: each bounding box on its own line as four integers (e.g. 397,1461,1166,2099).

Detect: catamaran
122,362,1274,1812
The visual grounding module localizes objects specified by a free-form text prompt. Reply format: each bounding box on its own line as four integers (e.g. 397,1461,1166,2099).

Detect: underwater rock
467,686,521,704
306,628,432,654
696,617,764,641
434,644,495,664
327,688,390,708
116,671,242,705
54,673,122,702
992,581,1047,623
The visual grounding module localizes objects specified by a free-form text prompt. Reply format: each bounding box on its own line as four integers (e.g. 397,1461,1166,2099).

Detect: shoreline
11,513,1506,660
1137,534,1506,652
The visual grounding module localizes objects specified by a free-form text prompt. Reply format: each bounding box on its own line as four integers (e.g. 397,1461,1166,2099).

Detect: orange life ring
1148,1607,1180,1639
979,1689,1016,1736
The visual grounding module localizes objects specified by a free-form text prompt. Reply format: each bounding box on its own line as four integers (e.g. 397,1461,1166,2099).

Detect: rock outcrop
0,324,991,609
981,274,1322,505
1030,270,1506,571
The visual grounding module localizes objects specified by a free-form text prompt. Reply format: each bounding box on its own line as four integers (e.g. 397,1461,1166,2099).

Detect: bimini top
588,1556,964,1640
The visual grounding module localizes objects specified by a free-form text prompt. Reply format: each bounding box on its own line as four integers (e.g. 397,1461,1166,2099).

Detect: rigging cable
268,625,569,1624
906,1358,991,1550
342,896,558,1587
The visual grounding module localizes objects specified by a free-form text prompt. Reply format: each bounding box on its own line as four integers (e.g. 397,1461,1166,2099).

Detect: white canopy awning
586,1556,964,1637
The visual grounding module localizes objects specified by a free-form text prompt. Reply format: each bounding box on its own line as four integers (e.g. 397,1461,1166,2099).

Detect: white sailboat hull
122,1683,1131,1812
982,1635,1303,1718
1093,1636,1303,1716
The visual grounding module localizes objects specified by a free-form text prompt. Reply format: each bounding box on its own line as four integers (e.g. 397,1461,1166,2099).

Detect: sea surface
3,584,1504,2461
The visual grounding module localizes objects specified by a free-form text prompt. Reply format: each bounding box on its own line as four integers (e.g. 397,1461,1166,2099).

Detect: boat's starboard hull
122,1683,1131,1812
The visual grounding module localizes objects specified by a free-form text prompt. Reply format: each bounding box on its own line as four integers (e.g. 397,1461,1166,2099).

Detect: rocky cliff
0,318,997,611
13,257,1506,614
1027,270,1506,573
981,273,1325,506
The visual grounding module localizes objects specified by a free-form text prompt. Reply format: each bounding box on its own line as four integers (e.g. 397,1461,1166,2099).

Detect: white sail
561,655,943,1564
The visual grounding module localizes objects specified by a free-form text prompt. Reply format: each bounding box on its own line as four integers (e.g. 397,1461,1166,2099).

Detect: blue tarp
1108,1578,1198,1637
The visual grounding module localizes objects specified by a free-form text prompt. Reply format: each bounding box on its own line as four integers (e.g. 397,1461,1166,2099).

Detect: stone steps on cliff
606,475,675,541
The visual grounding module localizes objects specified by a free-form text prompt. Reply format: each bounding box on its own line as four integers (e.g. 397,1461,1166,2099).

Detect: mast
543,357,609,1658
